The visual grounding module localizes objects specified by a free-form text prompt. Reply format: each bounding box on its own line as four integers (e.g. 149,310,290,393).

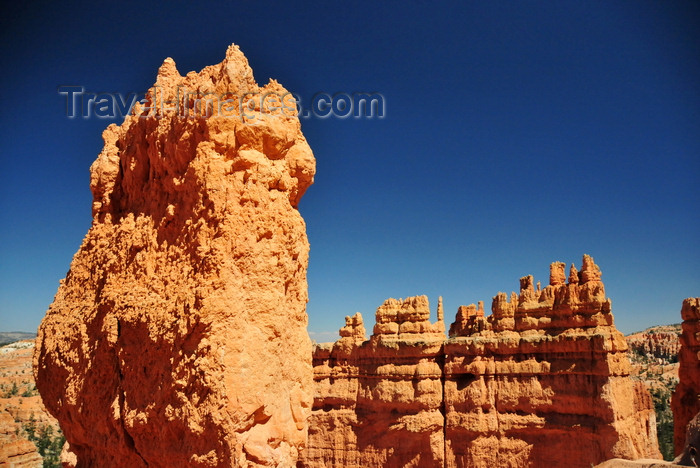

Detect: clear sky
0,1,698,339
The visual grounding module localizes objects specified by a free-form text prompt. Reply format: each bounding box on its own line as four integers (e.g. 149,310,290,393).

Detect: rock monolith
34,44,315,467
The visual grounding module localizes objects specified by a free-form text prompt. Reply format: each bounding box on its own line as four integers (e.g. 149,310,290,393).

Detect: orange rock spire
34,44,315,467
672,297,700,456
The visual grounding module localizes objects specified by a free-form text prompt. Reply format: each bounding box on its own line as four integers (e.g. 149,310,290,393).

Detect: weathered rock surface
445,256,660,467
305,256,661,468
306,296,446,468
672,298,700,457
595,459,680,467
673,410,700,466
34,44,315,467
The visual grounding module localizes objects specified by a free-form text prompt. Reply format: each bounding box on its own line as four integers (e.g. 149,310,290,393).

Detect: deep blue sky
0,1,698,339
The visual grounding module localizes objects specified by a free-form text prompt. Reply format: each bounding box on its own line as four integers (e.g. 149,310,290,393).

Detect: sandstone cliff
34,44,315,467
672,298,700,456
306,256,661,468
307,297,446,467
445,256,660,467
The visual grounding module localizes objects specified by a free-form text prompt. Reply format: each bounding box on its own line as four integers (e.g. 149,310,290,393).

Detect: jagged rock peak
339,312,366,342
581,253,602,283
373,295,445,336
550,261,566,286
569,263,580,284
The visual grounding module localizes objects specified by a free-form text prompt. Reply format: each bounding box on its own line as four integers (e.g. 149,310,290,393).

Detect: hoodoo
34,45,315,467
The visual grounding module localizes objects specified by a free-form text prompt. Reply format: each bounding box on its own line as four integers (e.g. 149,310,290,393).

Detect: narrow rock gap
115,351,149,466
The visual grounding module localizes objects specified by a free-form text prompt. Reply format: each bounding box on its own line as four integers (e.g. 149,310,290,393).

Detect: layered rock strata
0,340,60,468
445,255,659,467
306,297,446,467
34,45,315,467
672,298,700,456
306,256,661,468
0,409,43,468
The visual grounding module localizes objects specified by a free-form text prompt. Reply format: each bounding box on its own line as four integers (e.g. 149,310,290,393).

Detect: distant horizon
1,304,686,339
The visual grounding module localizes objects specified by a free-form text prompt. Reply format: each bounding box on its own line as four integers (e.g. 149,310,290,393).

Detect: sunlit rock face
444,255,660,467
306,297,446,468
34,44,315,468
305,256,661,468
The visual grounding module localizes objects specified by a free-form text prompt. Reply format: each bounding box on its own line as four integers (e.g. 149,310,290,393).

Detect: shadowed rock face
675,411,700,467
305,256,661,468
33,44,315,467
672,298,700,457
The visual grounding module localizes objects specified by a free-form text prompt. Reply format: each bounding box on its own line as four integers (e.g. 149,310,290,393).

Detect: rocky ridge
627,326,681,364
306,255,661,468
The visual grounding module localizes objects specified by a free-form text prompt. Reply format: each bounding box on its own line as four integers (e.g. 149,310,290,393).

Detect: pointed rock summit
34,44,315,467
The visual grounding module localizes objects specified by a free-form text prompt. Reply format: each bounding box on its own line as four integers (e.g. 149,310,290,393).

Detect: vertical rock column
34,44,315,467
672,297,700,456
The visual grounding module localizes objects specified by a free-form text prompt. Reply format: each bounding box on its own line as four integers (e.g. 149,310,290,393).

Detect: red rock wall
672,297,700,456
306,298,446,468
34,45,315,468
306,256,661,468
445,256,659,467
